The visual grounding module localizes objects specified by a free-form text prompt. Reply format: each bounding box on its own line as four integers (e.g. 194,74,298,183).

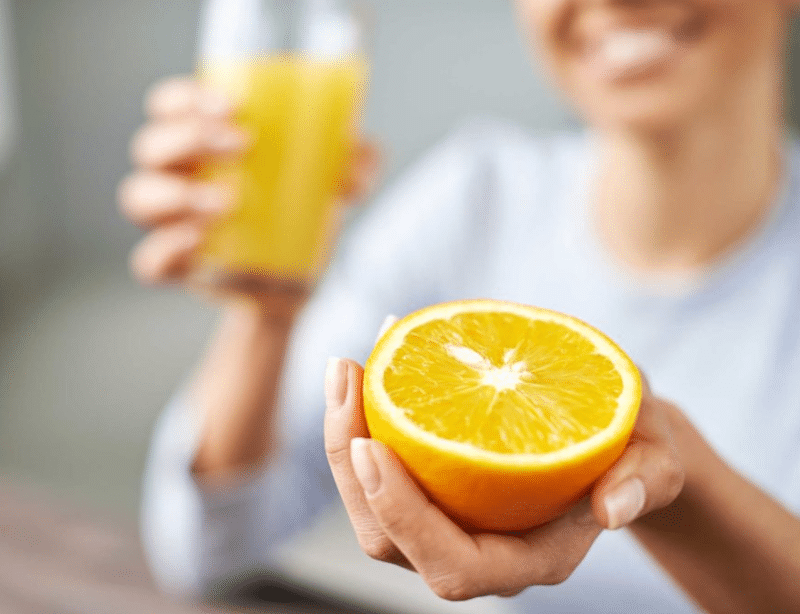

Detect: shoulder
328,121,590,311
342,118,588,248
436,114,587,172
348,118,591,242
397,115,589,214
434,116,591,232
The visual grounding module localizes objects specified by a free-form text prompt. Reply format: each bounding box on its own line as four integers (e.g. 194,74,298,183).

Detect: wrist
190,297,298,480
224,275,312,325
663,403,720,495
191,268,312,326
223,295,301,335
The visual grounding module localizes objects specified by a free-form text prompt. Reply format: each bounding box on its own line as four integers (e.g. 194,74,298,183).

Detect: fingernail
195,185,233,213
201,91,232,117
605,478,646,530
351,438,381,496
209,128,247,152
325,357,348,408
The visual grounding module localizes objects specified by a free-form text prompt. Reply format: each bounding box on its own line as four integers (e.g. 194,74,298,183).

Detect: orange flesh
383,313,623,455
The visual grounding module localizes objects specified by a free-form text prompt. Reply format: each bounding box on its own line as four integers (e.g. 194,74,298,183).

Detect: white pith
445,344,527,391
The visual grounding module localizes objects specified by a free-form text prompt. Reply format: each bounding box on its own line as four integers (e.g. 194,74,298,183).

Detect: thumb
591,438,684,529
591,396,685,530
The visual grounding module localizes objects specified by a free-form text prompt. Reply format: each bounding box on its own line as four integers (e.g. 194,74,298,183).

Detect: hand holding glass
197,0,369,285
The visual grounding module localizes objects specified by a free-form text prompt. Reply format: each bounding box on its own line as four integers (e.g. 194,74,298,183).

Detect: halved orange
363,300,641,531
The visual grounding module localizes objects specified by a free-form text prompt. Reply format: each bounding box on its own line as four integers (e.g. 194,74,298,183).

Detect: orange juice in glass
196,0,369,284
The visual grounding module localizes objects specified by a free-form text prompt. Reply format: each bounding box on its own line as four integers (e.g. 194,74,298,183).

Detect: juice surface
198,55,368,281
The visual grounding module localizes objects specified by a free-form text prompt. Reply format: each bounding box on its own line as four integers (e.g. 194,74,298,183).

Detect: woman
120,1,800,611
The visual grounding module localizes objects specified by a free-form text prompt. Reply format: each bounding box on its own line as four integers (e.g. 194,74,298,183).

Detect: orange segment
363,300,641,531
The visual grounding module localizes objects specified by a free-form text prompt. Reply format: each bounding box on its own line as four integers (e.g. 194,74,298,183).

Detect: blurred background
0,1,798,612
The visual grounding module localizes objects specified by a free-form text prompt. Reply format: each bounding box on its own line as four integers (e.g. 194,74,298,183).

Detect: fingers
118,172,234,227
130,117,249,172
506,499,603,586
323,358,412,570
129,220,205,285
120,78,245,288
591,394,685,530
467,500,601,595
351,440,604,600
593,439,684,530
338,139,381,202
350,438,481,597
145,77,232,121
330,364,681,600
131,77,248,172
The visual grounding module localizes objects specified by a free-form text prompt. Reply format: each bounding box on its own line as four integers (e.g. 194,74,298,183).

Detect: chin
570,71,717,134
580,94,703,134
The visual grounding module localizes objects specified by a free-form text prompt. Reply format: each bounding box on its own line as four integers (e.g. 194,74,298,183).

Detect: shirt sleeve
140,120,503,598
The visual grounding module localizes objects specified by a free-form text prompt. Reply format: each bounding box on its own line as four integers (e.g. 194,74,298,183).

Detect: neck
594,92,784,277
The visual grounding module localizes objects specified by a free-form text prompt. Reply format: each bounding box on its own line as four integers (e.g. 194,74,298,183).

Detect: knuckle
185,120,207,149
323,440,351,466
129,244,160,286
498,587,525,598
380,500,431,536
543,567,572,586
144,81,167,116
129,237,184,286
173,180,195,209
537,552,572,586
358,533,397,562
376,502,406,533
322,421,354,464
129,224,198,286
427,572,474,602
145,77,191,116
656,449,682,481
116,176,138,216
664,453,685,499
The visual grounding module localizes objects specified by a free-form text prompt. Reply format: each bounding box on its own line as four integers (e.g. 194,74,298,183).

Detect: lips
575,5,705,84
592,29,678,82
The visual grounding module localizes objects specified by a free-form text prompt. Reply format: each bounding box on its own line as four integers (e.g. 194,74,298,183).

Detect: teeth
599,30,673,69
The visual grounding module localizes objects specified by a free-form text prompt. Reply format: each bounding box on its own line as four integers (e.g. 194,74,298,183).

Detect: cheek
515,0,575,76
720,8,785,73
685,6,786,109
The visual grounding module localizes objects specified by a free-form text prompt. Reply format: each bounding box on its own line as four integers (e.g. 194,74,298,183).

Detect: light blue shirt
142,119,800,613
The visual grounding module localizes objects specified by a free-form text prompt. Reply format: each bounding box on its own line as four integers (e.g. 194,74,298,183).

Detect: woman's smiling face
516,1,789,131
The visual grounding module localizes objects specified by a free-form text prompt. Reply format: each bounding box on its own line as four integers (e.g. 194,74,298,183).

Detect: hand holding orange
323,302,684,600
362,299,642,531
